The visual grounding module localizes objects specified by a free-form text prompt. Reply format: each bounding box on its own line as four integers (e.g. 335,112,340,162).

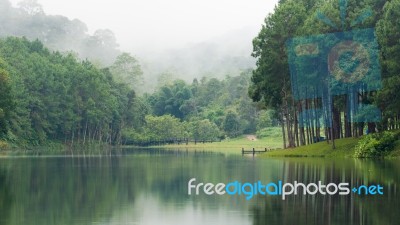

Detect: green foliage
222,110,241,138
250,0,400,148
110,53,143,92
0,37,138,146
250,1,308,108
256,127,282,139
189,119,221,141
354,131,399,158
256,110,277,130
0,59,13,137
0,36,270,146
0,1,121,65
143,115,190,140
0,57,15,137
375,0,400,121
149,80,193,119
147,70,262,138
0,140,8,150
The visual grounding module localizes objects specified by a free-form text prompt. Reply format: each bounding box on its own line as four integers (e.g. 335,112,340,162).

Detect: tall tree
110,53,144,92
249,1,308,148
0,58,13,137
375,0,400,129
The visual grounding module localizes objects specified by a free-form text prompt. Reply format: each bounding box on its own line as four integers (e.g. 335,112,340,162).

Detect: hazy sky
10,0,279,53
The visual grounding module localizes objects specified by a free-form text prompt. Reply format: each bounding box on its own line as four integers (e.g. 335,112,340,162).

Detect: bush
256,127,282,139
190,120,221,141
0,140,8,150
354,131,398,158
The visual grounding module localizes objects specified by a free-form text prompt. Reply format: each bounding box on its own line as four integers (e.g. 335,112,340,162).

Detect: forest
0,0,400,151
0,36,275,148
249,0,400,149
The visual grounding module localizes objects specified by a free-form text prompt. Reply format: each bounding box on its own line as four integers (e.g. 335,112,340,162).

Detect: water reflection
0,151,398,225
251,158,400,225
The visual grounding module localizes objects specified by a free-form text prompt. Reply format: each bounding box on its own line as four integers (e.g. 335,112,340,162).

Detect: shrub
190,120,221,141
256,127,282,139
354,131,398,158
0,141,8,150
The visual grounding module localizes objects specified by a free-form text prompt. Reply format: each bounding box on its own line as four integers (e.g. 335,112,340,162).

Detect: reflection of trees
1,153,398,225
0,157,138,225
0,168,13,225
0,152,263,224
251,159,400,225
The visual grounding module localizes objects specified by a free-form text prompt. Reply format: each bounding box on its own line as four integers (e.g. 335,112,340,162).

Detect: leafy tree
222,110,241,138
0,37,137,145
143,115,189,140
0,58,13,137
0,1,121,65
249,0,308,147
256,110,276,130
149,80,193,119
18,0,44,15
375,0,400,125
190,119,221,141
110,53,144,92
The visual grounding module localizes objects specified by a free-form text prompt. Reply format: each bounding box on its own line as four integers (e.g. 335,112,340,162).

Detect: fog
4,0,279,90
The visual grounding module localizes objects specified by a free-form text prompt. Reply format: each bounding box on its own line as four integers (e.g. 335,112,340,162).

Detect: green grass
152,127,284,153
156,136,283,152
265,137,362,158
149,127,400,158
261,129,400,158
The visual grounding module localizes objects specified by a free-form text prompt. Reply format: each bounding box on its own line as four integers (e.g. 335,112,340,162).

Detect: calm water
0,149,399,225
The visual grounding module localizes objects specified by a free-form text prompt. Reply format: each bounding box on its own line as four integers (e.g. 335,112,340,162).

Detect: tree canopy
250,0,400,148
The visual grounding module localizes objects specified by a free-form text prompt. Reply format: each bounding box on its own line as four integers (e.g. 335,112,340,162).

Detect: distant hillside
139,27,258,91
0,0,259,93
0,0,120,65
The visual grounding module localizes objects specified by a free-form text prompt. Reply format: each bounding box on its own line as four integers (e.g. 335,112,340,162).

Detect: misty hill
140,27,257,88
0,0,259,93
0,0,120,65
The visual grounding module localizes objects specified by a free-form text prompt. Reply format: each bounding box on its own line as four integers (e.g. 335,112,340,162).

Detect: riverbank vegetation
263,129,400,158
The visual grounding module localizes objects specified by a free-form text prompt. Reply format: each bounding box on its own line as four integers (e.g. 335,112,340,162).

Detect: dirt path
245,135,258,141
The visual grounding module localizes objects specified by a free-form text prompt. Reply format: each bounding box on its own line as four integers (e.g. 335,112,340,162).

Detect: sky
10,0,279,54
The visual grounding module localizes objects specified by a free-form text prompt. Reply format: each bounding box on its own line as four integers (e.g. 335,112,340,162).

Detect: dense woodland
0,37,275,147
0,0,121,65
250,0,400,148
0,0,400,149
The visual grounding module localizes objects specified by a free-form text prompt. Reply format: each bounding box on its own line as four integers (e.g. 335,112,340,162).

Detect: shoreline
1,134,399,159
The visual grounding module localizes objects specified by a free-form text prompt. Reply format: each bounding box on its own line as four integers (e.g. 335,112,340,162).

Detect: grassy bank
154,135,283,152
149,127,284,152
264,138,360,158
154,130,400,158
264,136,400,158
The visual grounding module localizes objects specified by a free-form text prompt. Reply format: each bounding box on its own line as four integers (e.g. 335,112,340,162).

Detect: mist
1,0,121,65
3,0,279,92
138,26,259,91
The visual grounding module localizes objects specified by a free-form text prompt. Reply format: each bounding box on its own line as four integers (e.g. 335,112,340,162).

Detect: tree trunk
280,111,287,149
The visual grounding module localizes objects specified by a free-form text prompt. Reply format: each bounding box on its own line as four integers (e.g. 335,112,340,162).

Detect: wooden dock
241,148,270,155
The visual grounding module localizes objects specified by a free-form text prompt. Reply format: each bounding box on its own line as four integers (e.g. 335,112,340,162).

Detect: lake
0,149,398,225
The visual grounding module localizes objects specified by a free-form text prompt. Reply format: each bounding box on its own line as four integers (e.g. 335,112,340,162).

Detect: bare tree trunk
294,109,300,146
83,121,88,145
280,111,287,149
331,98,336,150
